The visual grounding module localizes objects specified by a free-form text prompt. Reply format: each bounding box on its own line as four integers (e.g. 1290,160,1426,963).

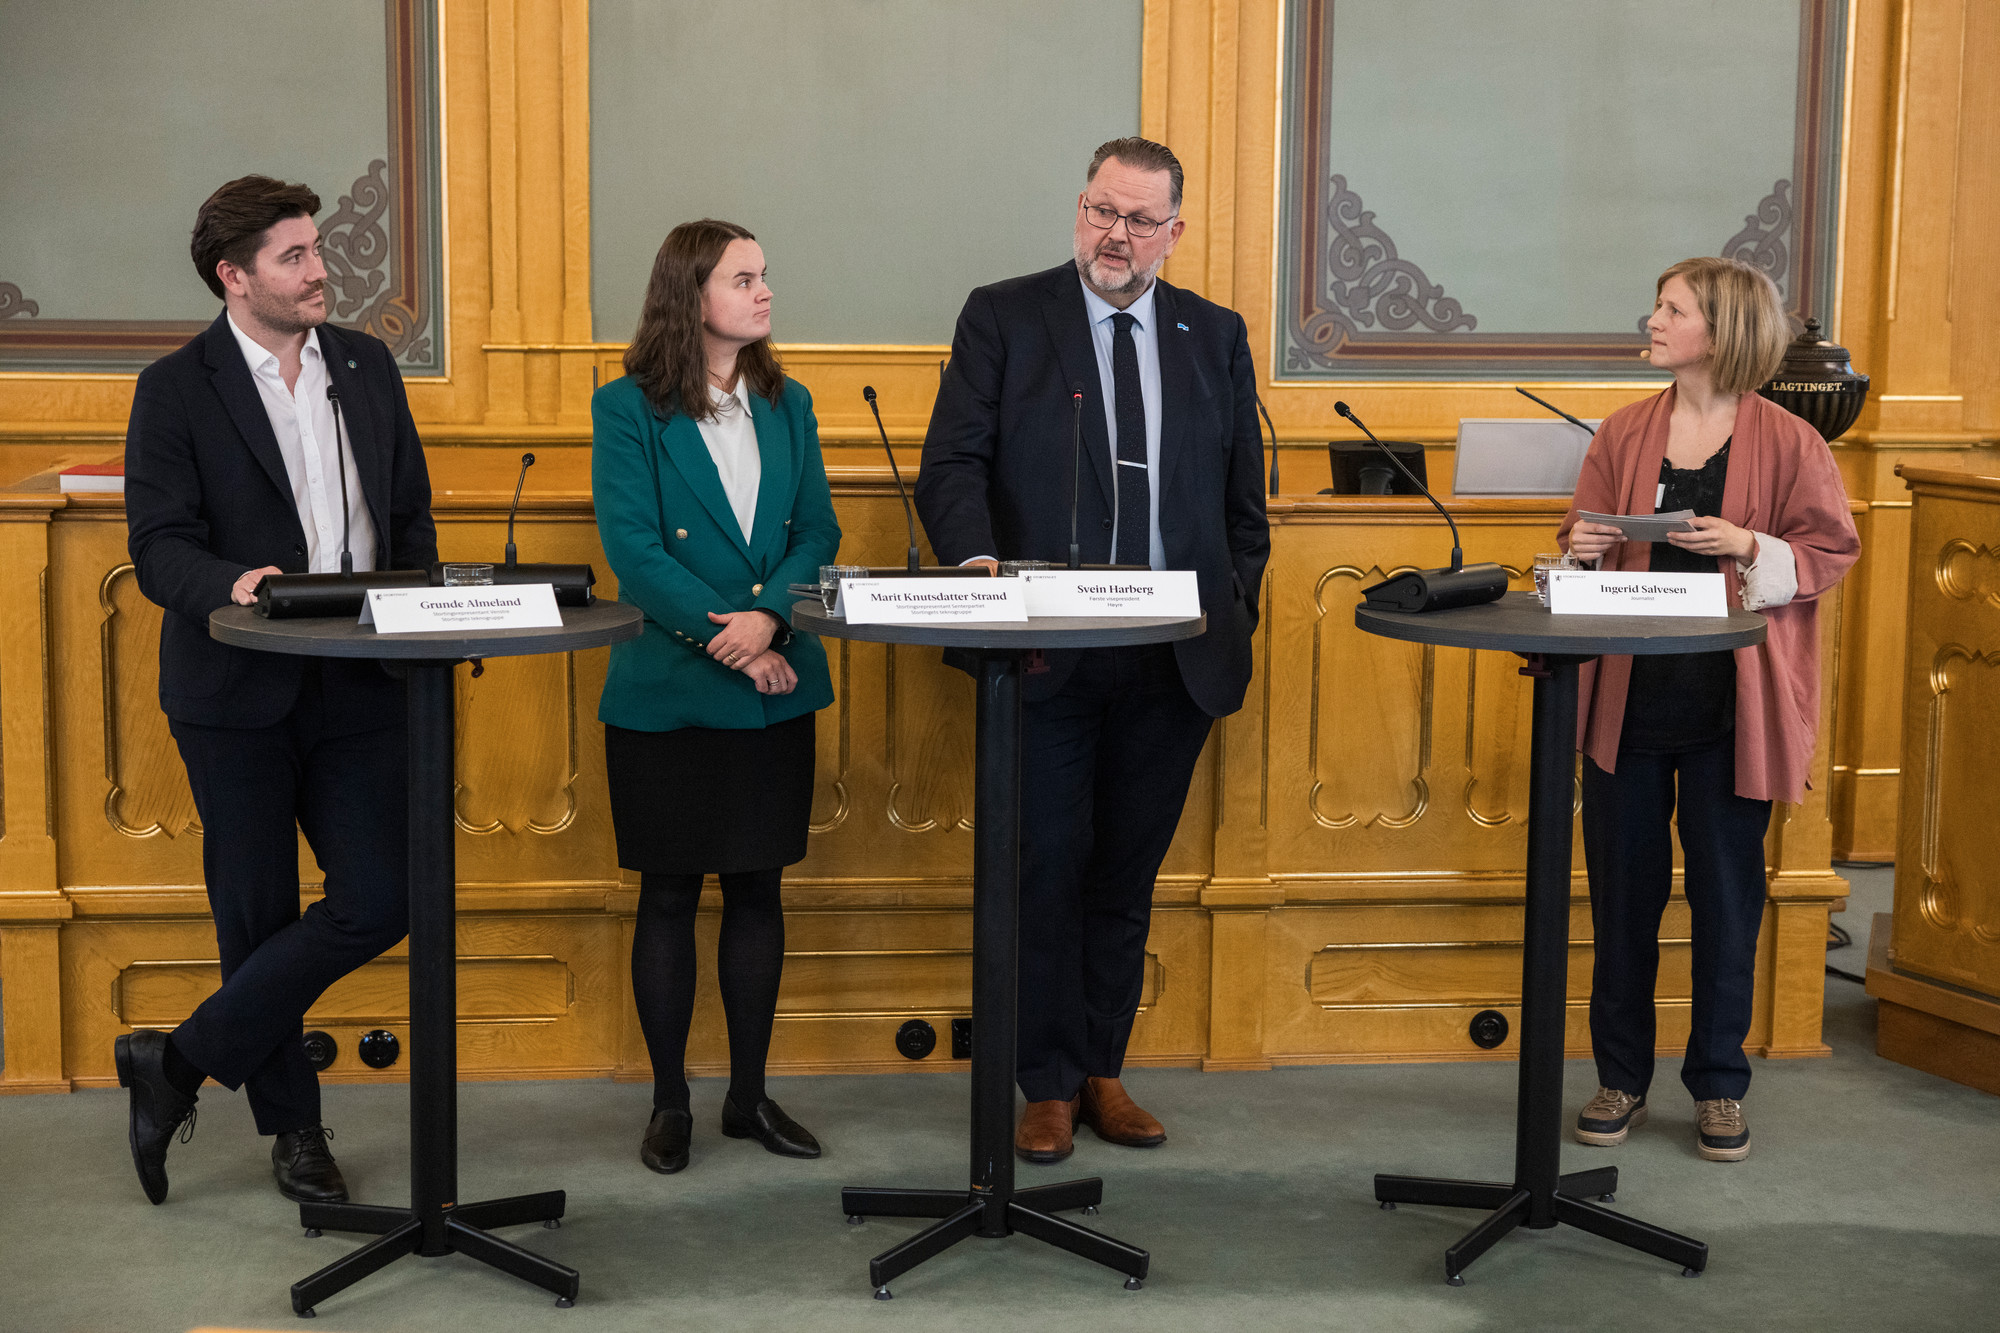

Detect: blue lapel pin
1176,322,1189,331
347,359,357,368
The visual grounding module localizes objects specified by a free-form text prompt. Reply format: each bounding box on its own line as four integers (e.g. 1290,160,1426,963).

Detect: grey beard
1074,241,1160,298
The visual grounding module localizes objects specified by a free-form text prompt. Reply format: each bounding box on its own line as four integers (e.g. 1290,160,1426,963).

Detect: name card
840,578,1027,624
1018,570,1201,618
1547,570,1727,617
362,583,564,633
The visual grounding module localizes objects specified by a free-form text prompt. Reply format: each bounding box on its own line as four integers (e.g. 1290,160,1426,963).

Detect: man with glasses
917,137,1269,1165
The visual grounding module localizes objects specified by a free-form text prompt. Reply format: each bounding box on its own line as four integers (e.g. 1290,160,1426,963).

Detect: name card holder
839,577,1028,625
1547,570,1727,617
1018,570,1201,618
362,583,564,633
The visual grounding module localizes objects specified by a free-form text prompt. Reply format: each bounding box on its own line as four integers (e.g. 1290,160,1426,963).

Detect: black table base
840,652,1149,1297
1369,656,1707,1283
290,664,579,1316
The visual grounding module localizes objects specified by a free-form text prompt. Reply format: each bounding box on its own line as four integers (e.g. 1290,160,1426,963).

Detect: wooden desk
1868,466,2000,1095
0,476,1847,1094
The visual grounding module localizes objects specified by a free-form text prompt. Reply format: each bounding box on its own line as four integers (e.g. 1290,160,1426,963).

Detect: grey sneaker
1574,1087,1648,1146
1695,1098,1750,1162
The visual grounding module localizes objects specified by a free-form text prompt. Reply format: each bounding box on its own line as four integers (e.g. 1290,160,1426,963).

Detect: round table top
1354,591,1767,655
791,600,1205,649
211,601,643,660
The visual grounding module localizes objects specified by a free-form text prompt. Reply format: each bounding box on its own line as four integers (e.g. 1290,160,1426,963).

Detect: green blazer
592,373,841,732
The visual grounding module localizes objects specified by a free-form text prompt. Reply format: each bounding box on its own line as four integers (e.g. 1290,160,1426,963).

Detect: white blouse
695,379,762,543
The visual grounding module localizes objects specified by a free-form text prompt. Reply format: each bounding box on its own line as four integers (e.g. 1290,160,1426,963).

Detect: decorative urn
1758,317,1870,442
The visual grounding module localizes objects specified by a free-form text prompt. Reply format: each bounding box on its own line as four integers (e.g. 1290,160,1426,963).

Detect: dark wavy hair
190,175,322,300
622,219,783,420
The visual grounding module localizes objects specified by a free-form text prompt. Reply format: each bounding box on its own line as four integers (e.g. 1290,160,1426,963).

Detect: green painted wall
590,0,1144,346
0,0,389,321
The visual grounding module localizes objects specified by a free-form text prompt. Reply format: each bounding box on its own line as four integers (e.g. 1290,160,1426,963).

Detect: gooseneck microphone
1335,400,1507,613
1514,386,1597,436
1256,392,1281,496
1069,387,1086,569
505,452,536,566
862,386,921,573
326,385,354,577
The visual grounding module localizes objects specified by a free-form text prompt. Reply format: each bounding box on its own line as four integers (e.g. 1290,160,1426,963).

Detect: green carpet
3,866,1995,1332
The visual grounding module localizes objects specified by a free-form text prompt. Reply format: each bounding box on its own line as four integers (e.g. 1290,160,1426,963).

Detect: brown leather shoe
1078,1076,1166,1147
1014,1096,1078,1164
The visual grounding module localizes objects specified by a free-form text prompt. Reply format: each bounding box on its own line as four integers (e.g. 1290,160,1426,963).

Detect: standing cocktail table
791,602,1204,1299
210,601,642,1317
1356,590,1766,1284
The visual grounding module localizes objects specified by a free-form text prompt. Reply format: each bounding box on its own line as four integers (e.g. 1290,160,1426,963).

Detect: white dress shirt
226,313,377,573
695,378,762,544
1079,277,1165,569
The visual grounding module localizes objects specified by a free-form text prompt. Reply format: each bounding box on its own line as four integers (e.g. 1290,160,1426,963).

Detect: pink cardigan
1556,388,1859,803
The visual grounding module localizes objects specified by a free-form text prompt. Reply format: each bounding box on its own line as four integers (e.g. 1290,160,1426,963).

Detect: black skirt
604,713,816,875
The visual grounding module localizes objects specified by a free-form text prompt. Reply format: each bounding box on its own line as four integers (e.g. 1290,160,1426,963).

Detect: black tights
631,869,785,1115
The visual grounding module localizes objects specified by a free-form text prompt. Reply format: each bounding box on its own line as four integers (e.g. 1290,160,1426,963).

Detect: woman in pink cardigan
1557,257,1858,1163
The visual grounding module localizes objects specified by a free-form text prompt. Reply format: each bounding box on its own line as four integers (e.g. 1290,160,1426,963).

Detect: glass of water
818,565,869,611
441,563,495,586
1533,553,1580,606
998,560,1053,577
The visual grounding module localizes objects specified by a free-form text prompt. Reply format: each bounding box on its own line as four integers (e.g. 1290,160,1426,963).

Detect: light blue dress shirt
1080,277,1165,570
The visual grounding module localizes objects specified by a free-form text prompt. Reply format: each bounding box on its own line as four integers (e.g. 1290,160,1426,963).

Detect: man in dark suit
916,137,1269,1163
116,175,437,1205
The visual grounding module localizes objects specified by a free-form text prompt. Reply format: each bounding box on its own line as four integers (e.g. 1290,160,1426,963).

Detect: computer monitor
1325,441,1427,495
1450,418,1600,497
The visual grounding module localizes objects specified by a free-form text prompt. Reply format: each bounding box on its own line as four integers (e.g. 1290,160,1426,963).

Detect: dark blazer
915,261,1270,716
125,311,438,729
591,373,841,733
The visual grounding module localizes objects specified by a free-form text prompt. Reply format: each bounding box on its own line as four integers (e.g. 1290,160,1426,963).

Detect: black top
125,311,439,729
1353,591,1765,656
1623,441,1736,752
912,261,1268,716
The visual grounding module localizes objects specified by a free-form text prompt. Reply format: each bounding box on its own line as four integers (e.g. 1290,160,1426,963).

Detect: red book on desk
58,461,124,493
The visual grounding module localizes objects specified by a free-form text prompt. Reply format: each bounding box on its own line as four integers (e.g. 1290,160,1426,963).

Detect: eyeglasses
1081,203,1174,239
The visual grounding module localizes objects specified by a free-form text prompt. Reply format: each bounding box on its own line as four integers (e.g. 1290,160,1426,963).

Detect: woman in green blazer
592,218,840,1175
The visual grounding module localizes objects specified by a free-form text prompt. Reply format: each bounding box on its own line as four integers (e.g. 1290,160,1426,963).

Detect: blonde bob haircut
1655,256,1792,395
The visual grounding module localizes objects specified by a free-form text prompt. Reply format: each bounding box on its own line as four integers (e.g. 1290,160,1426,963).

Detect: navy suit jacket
914,262,1270,716
125,311,438,729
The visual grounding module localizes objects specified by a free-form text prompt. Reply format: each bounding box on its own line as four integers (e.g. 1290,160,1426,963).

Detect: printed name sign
1547,570,1727,617
362,583,564,633
839,578,1027,624
1018,570,1201,618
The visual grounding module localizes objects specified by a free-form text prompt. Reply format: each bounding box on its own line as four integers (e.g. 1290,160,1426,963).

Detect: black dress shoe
272,1126,349,1203
640,1108,693,1174
720,1095,821,1158
114,1030,197,1205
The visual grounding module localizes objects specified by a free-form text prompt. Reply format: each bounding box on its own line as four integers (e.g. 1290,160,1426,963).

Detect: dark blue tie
1110,311,1149,567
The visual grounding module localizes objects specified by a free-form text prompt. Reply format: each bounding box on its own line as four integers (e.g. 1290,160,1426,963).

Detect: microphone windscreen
862,385,877,403
1334,400,1351,418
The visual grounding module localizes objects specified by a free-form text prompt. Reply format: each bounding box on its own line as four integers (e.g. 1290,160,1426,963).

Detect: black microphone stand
505,452,535,567
863,386,922,572
1514,386,1597,436
1068,389,1086,569
1257,393,1281,497
1336,400,1507,612
327,385,354,577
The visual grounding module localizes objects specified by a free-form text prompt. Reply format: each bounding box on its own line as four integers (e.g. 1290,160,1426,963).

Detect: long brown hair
623,219,784,420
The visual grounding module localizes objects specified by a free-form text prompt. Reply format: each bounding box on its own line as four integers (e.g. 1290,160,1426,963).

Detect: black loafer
720,1095,821,1159
641,1108,693,1174
272,1126,349,1203
114,1030,198,1205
